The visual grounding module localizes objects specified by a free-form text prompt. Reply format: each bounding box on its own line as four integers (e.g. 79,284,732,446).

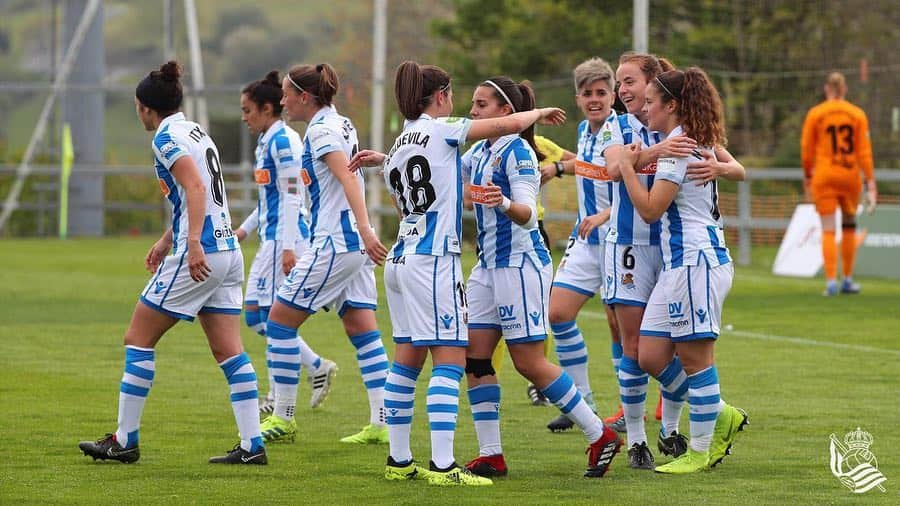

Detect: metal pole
183,0,208,129
633,0,648,53
368,0,387,233
738,180,751,265
163,0,175,61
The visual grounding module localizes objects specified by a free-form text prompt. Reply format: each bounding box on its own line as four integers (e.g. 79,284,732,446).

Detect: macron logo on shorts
439,313,454,329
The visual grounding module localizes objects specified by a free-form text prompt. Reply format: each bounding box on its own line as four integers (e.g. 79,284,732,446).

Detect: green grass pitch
1,237,897,504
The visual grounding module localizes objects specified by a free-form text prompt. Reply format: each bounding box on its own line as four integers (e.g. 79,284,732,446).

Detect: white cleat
309,359,338,408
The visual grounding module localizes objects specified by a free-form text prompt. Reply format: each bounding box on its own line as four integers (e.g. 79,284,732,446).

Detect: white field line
579,310,900,356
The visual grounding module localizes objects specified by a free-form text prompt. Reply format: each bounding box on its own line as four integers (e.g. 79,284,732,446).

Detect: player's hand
622,141,642,170
282,249,297,275
235,228,247,243
866,180,878,214
803,178,812,203
537,107,566,126
187,241,211,282
348,150,386,172
540,164,557,185
361,227,388,266
145,236,171,273
477,182,505,208
687,151,723,185
656,134,697,158
577,212,609,240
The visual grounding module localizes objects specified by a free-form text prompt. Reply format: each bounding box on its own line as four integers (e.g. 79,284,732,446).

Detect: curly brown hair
653,67,727,147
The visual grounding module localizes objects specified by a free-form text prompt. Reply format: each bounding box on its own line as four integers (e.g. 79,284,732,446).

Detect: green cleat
654,448,709,474
427,462,493,486
340,424,388,444
708,404,748,468
259,414,297,443
384,456,430,481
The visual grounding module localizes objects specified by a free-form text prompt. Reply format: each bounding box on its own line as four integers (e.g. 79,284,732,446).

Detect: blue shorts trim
671,332,718,343
139,296,194,322
468,323,502,331
393,336,412,344
551,282,595,298
411,339,468,348
275,295,317,314
199,306,241,315
641,330,671,338
607,298,647,308
507,333,547,345
337,301,377,318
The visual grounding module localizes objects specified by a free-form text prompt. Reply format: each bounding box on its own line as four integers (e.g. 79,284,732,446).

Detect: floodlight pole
633,0,648,53
368,0,387,233
183,0,208,129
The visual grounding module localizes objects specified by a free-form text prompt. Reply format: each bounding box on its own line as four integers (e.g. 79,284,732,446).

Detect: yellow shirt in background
534,135,565,221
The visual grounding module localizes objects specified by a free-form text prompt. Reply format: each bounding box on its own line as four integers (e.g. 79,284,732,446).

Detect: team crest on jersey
254,169,271,185
492,156,502,168
602,130,612,142
621,273,635,289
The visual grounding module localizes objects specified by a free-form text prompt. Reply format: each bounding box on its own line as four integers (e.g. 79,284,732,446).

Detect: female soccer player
78,61,265,465
259,63,391,445
618,67,747,474
234,70,337,416
605,53,747,470
459,76,622,479
350,60,620,484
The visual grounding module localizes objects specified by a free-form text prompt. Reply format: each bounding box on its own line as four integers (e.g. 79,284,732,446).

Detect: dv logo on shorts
829,427,887,494
499,305,515,322
668,302,684,318
153,281,166,294
695,308,707,323
439,313,454,329
256,278,266,292
529,311,541,326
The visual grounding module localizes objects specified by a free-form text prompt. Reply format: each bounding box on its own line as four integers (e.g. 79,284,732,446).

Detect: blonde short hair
573,57,615,93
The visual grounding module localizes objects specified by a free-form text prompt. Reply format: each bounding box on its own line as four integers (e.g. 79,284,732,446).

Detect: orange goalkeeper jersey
801,98,874,183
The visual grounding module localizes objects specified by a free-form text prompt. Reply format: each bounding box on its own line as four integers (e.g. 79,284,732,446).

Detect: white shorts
140,249,244,321
467,259,552,343
276,240,377,316
641,259,733,341
385,254,467,347
604,243,663,308
552,238,605,299
245,238,310,308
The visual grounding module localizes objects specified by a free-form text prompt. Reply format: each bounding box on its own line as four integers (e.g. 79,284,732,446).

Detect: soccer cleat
657,430,689,458
340,424,389,444
602,405,624,424
547,413,575,432
427,461,493,486
708,404,749,468
78,433,140,464
258,397,275,419
655,390,663,421
606,412,627,433
384,456,430,481
627,442,655,470
823,280,839,296
840,279,861,294
526,383,551,406
465,454,508,477
208,443,267,465
584,425,622,478
259,415,297,443
309,359,338,408
654,448,709,474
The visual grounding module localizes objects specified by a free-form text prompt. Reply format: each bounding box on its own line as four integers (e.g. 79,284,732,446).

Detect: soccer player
234,70,337,417
460,76,623,479
542,57,621,433
259,63,391,445
351,60,619,484
801,72,877,296
78,61,265,465
617,67,748,474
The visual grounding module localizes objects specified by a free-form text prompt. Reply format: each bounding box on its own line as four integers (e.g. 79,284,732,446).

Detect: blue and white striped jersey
461,134,551,269
151,112,237,255
302,106,366,253
253,120,310,244
571,115,616,244
655,126,731,269
383,114,471,259
604,113,663,246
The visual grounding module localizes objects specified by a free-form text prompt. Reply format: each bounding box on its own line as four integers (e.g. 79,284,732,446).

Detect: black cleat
79,433,140,464
627,442,655,470
657,430,688,458
547,413,575,432
526,383,551,406
208,443,268,465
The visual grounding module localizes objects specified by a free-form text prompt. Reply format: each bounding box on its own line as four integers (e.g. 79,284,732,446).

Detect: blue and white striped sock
244,303,267,336
219,352,263,452
552,320,593,402
656,356,688,435
349,331,389,426
618,355,649,447
266,320,301,421
687,366,721,453
541,371,604,442
385,362,420,464
468,383,501,457
428,364,464,469
610,341,623,375
115,345,155,449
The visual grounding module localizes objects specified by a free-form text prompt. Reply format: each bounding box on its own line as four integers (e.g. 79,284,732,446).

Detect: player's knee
548,306,573,325
465,357,496,378
638,354,664,377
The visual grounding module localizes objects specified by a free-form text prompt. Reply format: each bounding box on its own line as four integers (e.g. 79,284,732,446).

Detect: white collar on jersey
259,119,285,145
486,133,519,155
155,111,186,134
309,105,336,125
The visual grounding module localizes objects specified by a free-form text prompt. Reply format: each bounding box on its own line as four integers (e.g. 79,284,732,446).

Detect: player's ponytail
242,69,284,116
394,60,451,121
655,67,726,147
516,81,545,162
286,63,339,107
315,63,339,105
136,60,183,115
